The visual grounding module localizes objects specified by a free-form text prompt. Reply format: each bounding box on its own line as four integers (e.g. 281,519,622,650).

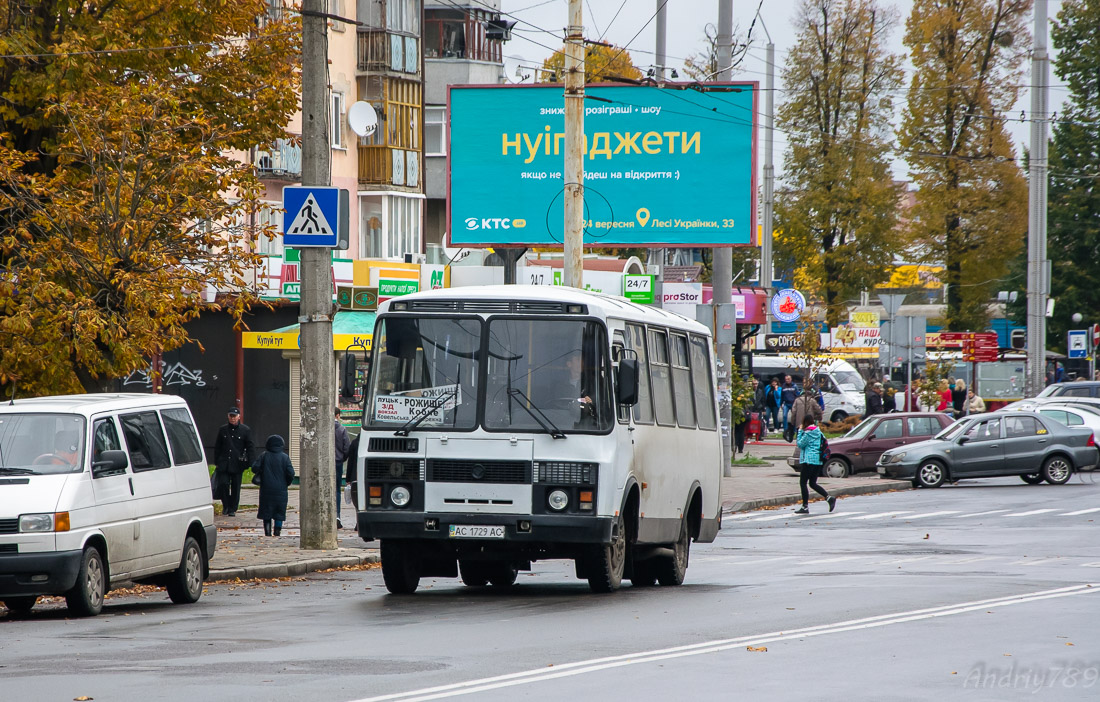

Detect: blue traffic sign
283,186,346,248
1068,329,1088,359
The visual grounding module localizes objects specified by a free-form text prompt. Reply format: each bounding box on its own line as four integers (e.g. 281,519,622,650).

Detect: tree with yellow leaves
540,43,643,84
0,1,299,394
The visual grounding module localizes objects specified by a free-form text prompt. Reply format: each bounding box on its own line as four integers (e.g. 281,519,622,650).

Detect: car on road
876,411,1099,488
810,412,954,478
1002,396,1100,414
1027,404,1100,435
1037,381,1100,399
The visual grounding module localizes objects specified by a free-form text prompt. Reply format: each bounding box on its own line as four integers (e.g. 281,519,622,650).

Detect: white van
0,394,216,616
750,356,867,422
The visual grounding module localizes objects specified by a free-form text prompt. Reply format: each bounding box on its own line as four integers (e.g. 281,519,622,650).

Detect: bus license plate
449,525,505,539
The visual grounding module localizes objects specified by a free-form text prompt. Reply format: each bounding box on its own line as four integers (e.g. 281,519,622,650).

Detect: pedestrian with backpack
794,415,836,515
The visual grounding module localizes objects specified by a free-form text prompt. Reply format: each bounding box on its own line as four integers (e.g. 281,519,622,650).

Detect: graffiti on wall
123,361,209,389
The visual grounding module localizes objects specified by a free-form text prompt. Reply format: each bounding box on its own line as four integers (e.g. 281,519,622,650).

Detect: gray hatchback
877,411,1099,488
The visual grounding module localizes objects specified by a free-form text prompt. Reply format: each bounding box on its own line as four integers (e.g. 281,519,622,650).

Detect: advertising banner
448,83,757,247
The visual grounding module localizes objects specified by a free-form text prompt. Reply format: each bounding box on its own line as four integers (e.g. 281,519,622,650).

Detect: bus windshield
484,319,613,433
365,317,482,430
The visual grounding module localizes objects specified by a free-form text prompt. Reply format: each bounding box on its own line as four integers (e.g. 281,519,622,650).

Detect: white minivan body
751,356,867,421
0,394,215,616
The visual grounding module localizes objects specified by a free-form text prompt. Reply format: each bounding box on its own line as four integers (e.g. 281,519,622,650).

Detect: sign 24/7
622,275,655,304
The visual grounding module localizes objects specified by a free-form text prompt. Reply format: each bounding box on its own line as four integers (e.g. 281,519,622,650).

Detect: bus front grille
427,459,531,484
367,437,419,453
534,461,598,485
365,459,424,480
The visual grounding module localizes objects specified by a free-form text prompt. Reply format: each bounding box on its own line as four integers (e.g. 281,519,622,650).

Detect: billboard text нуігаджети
447,83,757,248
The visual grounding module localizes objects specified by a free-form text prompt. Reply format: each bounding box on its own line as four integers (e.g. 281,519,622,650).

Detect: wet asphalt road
3,475,1099,702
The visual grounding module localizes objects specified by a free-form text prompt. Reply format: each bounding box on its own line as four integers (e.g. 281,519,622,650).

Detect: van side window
624,323,654,424
648,328,676,426
690,335,717,430
120,411,171,471
670,333,696,428
92,418,123,464
161,408,204,465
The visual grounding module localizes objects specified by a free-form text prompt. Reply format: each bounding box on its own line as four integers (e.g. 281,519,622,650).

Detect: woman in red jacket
936,379,953,416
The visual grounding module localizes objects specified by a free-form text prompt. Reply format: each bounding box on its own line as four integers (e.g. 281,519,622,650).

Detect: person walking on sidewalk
212,407,255,517
794,415,836,515
780,375,799,440
791,389,822,437
254,435,295,536
764,378,782,431
334,408,351,529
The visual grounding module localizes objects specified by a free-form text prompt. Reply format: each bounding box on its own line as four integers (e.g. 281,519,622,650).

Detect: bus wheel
629,557,657,587
656,518,690,587
380,540,421,595
458,561,489,587
585,514,625,593
488,563,518,588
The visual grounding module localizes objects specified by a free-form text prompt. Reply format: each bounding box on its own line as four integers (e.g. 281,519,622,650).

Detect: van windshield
0,414,86,475
834,370,865,392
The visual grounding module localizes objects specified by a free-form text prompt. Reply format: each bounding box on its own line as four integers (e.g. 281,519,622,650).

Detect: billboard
448,83,757,248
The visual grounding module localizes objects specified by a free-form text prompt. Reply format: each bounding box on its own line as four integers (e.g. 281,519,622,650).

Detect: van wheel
380,540,421,594
1020,474,1044,485
656,518,691,587
66,546,106,617
458,561,489,587
488,564,518,588
2,596,37,614
167,537,204,604
830,411,848,423
585,513,625,593
1042,456,1072,485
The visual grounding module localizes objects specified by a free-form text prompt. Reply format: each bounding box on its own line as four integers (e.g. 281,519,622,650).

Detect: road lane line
848,511,913,520
1002,508,1059,517
1062,507,1100,516
951,509,1009,518
803,555,864,565
1009,558,1062,566
943,556,1001,565
350,584,1100,702
900,511,961,519
799,512,864,521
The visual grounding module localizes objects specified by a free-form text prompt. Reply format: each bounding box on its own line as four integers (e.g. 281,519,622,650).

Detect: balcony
358,29,420,75
255,138,301,180
358,146,420,189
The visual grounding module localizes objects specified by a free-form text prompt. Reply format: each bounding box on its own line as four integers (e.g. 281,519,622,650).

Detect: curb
208,552,379,582
721,478,911,514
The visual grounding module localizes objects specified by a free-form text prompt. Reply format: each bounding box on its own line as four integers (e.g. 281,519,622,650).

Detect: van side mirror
92,450,128,478
616,359,640,407
340,351,359,402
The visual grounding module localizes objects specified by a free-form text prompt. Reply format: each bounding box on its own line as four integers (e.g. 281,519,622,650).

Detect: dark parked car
877,411,1099,488
802,412,954,478
1037,382,1100,399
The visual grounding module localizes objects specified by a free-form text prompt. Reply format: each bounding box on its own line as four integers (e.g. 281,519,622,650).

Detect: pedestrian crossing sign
282,186,349,248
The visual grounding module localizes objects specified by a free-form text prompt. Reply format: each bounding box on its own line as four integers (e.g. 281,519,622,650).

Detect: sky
500,0,1070,182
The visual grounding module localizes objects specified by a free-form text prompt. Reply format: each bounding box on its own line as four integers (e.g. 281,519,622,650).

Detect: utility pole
563,0,584,288
760,22,775,335
1026,0,1049,397
715,0,733,475
299,0,337,549
650,0,668,308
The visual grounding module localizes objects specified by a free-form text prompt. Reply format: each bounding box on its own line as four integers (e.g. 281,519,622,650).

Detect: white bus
349,285,723,594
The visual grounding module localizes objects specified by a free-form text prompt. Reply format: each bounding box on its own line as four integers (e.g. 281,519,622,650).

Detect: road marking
799,512,864,521
803,555,864,565
748,513,803,522
1002,508,1059,517
848,511,913,520
1062,507,1100,516
900,511,961,520
1009,557,1062,566
724,511,772,520
951,509,1009,518
350,584,1100,702
879,555,935,565
942,556,1001,565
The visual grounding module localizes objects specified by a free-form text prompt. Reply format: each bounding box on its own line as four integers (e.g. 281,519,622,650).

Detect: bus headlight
390,486,411,507
548,489,569,511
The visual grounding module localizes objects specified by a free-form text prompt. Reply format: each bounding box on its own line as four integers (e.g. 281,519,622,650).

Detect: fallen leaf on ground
74,697,93,701
746,646,767,652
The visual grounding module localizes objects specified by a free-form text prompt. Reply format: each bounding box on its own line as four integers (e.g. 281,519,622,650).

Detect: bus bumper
356,511,614,544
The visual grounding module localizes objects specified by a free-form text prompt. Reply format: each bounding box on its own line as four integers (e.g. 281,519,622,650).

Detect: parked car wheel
1020,474,1044,485
916,460,946,489
1041,455,1073,485
166,536,204,604
66,545,106,617
2,596,37,614
823,457,850,478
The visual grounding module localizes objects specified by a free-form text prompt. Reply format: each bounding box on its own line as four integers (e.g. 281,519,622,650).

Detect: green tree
1045,0,1100,346
898,0,1030,331
774,0,907,326
541,43,643,83
0,1,300,394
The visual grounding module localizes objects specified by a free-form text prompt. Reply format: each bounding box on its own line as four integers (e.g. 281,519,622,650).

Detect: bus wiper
0,466,38,475
394,388,459,437
507,388,566,440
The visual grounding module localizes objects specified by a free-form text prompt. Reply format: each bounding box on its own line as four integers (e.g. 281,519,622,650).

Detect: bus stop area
206,450,910,582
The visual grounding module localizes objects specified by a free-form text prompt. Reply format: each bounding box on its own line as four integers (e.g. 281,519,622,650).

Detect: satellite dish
348,101,378,137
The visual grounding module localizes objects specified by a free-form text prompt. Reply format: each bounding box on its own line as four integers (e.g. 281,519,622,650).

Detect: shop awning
242,311,375,351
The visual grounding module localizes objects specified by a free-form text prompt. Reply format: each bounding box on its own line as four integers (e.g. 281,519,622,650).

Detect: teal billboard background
448,83,757,248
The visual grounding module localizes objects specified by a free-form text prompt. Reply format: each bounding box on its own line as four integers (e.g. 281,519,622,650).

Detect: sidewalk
207,447,910,581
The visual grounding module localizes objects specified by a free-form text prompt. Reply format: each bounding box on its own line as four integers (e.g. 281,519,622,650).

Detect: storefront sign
378,278,420,299
622,274,655,304
770,288,806,323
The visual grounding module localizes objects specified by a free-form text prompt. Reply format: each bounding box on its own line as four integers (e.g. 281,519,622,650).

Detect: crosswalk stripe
952,509,1009,518
1003,508,1060,517
749,513,800,522
1010,557,1062,566
1061,507,1100,516
900,511,961,520
803,555,864,564
799,512,864,521
725,511,772,520
849,511,913,520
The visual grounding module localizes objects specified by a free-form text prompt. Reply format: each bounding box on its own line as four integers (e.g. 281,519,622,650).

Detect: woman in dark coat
254,435,295,536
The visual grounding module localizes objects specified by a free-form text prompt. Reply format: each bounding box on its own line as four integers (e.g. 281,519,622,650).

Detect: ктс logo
464,217,527,230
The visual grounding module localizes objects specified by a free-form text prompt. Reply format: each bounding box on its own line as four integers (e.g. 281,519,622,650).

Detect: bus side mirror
617,359,639,407
340,352,358,402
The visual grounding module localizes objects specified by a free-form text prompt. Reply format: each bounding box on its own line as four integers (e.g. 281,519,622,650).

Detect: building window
386,195,421,260
425,106,445,156
331,91,346,149
254,201,283,257
360,195,383,258
329,0,344,32
386,0,419,34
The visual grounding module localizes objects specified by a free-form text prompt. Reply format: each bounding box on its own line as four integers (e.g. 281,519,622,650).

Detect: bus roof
380,285,711,336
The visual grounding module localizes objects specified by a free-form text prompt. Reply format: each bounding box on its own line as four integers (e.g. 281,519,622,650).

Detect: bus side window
648,328,676,426
670,333,696,428
625,323,654,424
690,335,717,430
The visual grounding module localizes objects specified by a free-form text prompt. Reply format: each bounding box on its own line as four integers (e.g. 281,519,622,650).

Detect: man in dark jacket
780,375,799,441
865,382,885,418
334,408,351,528
212,407,255,516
